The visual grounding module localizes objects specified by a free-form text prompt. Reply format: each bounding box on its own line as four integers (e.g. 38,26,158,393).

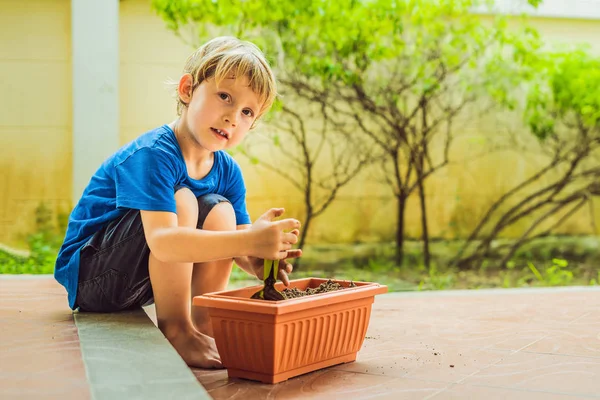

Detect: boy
54,37,301,368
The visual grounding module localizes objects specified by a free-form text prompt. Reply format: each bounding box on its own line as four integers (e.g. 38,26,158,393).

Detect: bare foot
162,325,223,369
192,306,214,337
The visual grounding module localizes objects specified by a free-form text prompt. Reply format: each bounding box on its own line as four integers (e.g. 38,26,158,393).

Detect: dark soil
281,279,356,299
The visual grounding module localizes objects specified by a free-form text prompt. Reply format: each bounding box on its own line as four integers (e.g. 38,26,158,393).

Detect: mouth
211,127,230,140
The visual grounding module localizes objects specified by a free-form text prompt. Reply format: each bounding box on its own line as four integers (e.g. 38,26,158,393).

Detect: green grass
229,261,598,292
229,236,600,291
2,232,598,292
0,233,58,274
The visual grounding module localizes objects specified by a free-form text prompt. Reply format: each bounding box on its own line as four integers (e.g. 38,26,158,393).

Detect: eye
219,93,230,101
242,109,254,117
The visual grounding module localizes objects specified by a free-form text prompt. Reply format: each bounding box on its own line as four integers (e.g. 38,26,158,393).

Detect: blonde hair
173,36,277,119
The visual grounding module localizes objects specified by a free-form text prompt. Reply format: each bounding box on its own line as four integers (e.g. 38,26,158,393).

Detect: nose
223,111,238,127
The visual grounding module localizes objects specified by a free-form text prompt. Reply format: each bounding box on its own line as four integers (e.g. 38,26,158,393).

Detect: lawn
2,233,598,291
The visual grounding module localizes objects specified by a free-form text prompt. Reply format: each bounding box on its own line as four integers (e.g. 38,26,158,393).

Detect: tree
239,99,372,253
153,0,540,267
450,49,600,268
153,1,375,257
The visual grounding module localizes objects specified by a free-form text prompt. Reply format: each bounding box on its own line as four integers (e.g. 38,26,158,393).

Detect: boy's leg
191,199,236,336
148,187,221,368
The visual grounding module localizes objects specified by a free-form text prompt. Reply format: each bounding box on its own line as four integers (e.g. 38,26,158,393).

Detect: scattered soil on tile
281,280,357,299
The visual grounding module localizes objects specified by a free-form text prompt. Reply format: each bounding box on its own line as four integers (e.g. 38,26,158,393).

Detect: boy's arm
140,209,299,264
233,224,256,275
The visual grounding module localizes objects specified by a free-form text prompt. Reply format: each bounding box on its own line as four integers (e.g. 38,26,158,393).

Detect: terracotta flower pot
193,277,388,384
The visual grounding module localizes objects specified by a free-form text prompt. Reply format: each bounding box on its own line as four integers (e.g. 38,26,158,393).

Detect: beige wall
1,0,599,247
533,17,600,53
119,0,189,144
0,0,72,246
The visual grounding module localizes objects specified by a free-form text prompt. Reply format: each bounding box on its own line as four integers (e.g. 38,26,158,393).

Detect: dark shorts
75,192,231,312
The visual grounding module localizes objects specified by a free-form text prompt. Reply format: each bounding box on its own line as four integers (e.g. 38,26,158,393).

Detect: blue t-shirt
54,124,251,309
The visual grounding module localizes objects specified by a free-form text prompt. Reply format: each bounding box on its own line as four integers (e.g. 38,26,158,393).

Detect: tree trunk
417,166,431,270
395,193,407,267
298,212,311,255
418,98,431,270
294,208,312,270
453,157,585,269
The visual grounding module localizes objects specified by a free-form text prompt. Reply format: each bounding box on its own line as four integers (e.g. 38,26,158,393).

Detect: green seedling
251,259,285,300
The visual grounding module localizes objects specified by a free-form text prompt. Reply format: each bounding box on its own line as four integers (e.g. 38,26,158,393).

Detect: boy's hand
248,208,301,260
248,246,302,286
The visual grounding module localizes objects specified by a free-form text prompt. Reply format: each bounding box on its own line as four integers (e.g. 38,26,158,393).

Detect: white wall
476,0,600,20
72,0,120,202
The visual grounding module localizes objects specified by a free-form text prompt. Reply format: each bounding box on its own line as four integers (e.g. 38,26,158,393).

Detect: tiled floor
189,288,600,399
0,276,90,399
1,276,599,399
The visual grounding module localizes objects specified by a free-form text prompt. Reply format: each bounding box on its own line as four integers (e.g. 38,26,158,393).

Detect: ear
177,73,194,105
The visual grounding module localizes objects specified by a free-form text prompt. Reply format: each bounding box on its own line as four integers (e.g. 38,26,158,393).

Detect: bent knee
174,187,199,228
203,201,236,231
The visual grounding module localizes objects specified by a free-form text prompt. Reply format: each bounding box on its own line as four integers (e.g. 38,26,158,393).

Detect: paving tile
461,351,600,397
402,347,511,383
483,328,551,352
331,338,419,378
0,276,90,400
429,383,594,399
193,369,230,391
187,287,600,399
0,381,90,400
3,347,85,376
194,368,448,399
371,290,600,353
331,336,512,384
297,370,448,400
75,309,166,341
80,340,196,385
75,309,210,399
92,380,209,400
4,277,600,400
520,311,600,358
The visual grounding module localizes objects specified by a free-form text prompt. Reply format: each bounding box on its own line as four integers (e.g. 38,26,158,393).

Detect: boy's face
180,74,261,152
